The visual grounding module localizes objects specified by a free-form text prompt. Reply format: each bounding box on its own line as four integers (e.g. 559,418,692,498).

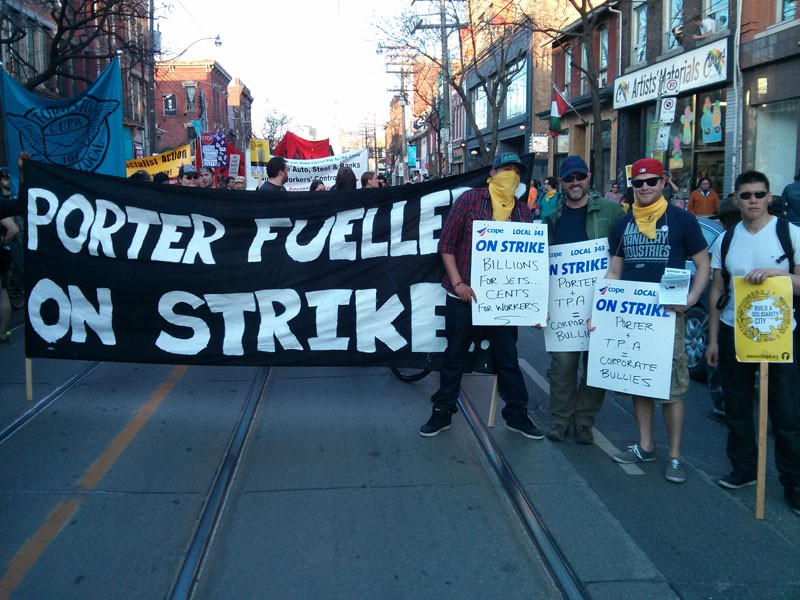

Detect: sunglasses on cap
631,177,662,188
737,191,768,200
561,173,588,183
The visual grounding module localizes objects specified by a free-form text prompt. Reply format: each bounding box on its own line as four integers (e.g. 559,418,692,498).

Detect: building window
564,45,572,97
580,42,589,95
704,0,729,31
473,86,487,130
632,1,647,64
778,0,798,22
599,26,608,87
504,59,527,119
163,93,177,116
184,83,197,113
664,0,683,51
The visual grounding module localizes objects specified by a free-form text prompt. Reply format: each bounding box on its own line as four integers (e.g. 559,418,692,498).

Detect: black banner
22,161,498,368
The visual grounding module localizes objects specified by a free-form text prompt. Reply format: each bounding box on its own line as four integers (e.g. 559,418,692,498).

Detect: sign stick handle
487,376,499,428
25,358,33,402
756,362,769,520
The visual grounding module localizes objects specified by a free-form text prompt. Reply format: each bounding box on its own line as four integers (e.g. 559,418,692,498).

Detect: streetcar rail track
0,361,103,446
169,366,271,600
459,388,587,600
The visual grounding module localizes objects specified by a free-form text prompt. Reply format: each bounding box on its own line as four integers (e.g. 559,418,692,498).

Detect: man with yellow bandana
605,158,710,484
420,153,543,440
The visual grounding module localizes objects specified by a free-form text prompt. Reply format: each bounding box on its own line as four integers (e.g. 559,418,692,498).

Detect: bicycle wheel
390,367,432,382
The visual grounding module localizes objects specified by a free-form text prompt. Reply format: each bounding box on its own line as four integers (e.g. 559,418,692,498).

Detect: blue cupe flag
1,58,126,196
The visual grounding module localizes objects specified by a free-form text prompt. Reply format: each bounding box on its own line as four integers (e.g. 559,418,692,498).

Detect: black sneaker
784,485,800,516
505,412,544,440
420,406,453,437
718,472,757,489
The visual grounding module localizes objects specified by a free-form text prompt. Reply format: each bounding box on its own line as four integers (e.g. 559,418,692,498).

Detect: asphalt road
1,312,799,599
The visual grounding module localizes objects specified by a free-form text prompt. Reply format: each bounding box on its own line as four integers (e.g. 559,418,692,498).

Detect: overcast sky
157,0,406,141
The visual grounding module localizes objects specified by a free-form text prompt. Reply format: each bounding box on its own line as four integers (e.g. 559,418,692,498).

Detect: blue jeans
431,295,529,419
718,323,800,486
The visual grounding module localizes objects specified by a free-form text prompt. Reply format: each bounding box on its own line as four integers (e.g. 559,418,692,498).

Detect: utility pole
411,0,465,176
379,44,413,184
147,0,157,155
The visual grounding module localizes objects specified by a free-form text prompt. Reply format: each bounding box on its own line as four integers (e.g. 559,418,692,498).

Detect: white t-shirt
700,17,716,35
710,217,800,326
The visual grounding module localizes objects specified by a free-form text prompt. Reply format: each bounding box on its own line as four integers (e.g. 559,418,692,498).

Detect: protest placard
545,239,609,351
200,132,227,168
587,279,675,399
733,276,794,363
125,144,192,178
470,221,548,327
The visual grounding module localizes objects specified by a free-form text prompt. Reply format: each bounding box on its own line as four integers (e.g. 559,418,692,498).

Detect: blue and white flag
1,58,125,195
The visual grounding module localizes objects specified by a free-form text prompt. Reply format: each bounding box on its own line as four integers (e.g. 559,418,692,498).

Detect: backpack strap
775,217,796,273
716,226,736,310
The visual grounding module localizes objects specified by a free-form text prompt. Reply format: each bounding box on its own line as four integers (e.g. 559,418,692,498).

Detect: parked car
684,217,725,381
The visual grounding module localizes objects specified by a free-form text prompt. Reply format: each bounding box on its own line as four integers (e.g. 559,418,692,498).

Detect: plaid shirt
438,187,534,294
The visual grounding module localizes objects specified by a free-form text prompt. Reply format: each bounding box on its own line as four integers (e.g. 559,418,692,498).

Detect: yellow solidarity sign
734,276,794,363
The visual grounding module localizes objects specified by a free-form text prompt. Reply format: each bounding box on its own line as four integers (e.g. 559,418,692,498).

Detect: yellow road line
0,365,187,599
0,499,82,599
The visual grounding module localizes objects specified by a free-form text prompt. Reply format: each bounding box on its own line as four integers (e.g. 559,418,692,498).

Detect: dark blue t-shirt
608,205,707,283
553,204,588,245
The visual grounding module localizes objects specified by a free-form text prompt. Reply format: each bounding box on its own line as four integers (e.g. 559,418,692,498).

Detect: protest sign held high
545,240,609,351
125,144,192,179
22,161,489,368
470,221,548,327
587,279,676,399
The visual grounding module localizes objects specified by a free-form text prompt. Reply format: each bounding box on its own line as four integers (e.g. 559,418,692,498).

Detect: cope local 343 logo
477,226,544,237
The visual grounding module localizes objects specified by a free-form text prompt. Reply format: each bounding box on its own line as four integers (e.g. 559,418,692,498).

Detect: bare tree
520,0,609,186
381,0,533,167
1,0,150,91
260,109,292,149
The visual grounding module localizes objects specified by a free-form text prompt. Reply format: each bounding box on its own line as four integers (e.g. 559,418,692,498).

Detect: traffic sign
660,97,677,123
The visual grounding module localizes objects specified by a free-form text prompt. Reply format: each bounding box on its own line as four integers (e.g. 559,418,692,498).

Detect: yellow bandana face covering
632,196,668,239
488,170,520,221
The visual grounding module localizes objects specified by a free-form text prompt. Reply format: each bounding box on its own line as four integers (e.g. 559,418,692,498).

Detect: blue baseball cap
492,152,526,175
559,155,589,179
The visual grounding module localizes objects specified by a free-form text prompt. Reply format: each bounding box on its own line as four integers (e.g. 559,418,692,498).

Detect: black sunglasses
562,173,588,183
183,174,198,180
737,191,768,200
631,177,662,188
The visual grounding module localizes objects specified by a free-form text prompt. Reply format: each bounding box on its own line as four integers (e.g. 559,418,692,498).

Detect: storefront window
695,89,725,148
667,96,695,193
643,89,726,194
746,97,800,194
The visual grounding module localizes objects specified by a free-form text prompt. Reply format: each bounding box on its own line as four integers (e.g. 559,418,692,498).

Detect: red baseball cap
631,158,664,178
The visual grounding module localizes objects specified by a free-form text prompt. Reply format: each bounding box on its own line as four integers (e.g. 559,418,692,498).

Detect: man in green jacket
543,156,624,443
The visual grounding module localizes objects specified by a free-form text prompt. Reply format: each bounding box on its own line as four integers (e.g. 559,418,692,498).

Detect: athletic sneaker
665,458,687,483
505,412,544,440
718,472,756,489
613,444,656,464
419,406,453,437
